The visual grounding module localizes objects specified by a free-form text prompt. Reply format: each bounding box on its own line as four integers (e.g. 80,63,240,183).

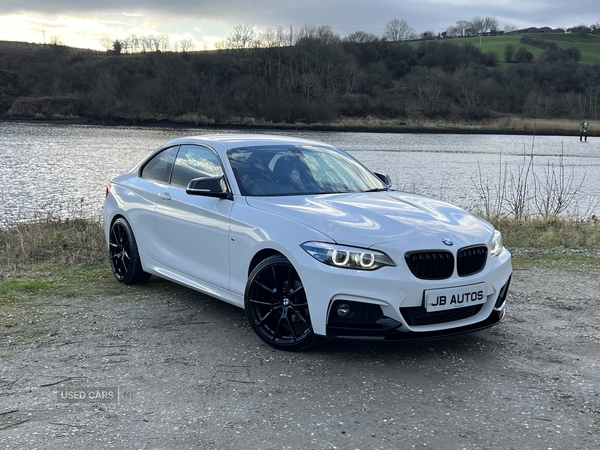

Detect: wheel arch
248,248,284,277
105,213,126,243
110,213,126,227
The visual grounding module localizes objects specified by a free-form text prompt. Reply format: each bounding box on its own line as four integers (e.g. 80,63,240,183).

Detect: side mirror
374,172,392,187
186,176,232,200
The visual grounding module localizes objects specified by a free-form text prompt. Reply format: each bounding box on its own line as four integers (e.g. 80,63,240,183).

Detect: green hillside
440,33,600,64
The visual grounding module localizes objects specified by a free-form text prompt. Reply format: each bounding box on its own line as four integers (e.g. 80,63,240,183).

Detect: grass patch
511,250,600,271
440,33,600,65
491,217,600,249
0,263,123,303
0,215,116,302
0,278,56,297
0,215,598,303
0,215,106,271
445,34,546,61
491,217,600,270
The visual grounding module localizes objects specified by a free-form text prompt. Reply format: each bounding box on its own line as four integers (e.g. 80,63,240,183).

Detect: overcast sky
0,1,598,50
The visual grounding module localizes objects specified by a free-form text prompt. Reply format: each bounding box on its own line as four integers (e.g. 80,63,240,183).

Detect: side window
141,146,179,183
171,145,224,188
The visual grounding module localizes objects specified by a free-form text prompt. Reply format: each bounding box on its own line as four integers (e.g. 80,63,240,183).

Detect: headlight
301,242,395,270
490,230,504,256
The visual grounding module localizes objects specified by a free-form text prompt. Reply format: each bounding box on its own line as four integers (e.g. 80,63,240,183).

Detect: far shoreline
1,115,595,138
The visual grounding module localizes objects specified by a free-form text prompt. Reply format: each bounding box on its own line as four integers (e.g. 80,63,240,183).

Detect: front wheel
245,255,319,351
109,217,151,285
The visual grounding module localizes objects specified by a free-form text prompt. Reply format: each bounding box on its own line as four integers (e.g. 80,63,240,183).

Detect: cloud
1,1,599,50
4,1,596,30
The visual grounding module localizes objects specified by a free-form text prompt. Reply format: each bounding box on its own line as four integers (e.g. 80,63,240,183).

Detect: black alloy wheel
245,255,318,351
109,217,151,285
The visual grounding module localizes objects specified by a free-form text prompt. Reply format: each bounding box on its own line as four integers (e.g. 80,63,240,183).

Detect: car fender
227,198,332,297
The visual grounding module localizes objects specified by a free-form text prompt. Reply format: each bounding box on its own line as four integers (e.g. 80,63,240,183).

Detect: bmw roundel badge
442,238,454,246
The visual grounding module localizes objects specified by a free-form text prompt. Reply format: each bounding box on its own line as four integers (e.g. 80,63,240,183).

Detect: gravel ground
1,266,599,450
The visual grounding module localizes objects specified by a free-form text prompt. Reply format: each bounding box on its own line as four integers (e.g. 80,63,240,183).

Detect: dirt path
1,266,599,449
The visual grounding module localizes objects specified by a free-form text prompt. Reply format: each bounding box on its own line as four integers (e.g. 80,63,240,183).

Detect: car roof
159,134,336,151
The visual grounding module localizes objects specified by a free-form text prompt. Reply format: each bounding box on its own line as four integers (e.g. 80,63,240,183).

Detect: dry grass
0,212,598,278
485,117,599,135
254,116,598,136
489,216,600,249
0,215,106,273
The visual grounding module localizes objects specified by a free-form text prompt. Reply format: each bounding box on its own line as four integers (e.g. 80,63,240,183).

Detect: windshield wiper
363,187,389,193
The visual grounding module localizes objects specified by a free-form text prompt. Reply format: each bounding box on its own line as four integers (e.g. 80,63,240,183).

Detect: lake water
1,121,599,223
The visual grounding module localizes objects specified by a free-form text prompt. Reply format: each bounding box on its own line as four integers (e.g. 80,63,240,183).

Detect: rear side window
141,146,179,183
170,145,224,188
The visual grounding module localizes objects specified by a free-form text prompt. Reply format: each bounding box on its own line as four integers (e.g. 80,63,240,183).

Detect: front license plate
424,283,487,312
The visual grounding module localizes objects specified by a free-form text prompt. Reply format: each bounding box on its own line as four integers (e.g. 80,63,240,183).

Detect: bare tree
404,66,447,116
120,39,130,54
294,24,318,43
445,25,460,37
227,23,256,49
126,35,140,53
255,26,289,48
274,26,291,47
294,24,340,46
471,17,486,35
453,20,472,37
49,36,64,46
100,36,113,51
344,31,379,43
139,36,151,53
484,17,499,34
179,37,195,52
157,35,170,52
316,25,339,45
384,19,416,42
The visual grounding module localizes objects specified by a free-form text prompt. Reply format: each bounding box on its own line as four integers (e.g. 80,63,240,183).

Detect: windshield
227,145,387,196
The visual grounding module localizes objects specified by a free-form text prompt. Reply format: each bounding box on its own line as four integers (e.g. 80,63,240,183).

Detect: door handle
158,192,171,201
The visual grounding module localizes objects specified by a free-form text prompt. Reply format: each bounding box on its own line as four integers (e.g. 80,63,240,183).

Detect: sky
0,1,598,51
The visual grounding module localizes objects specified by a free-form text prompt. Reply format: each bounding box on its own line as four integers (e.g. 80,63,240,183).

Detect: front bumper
290,245,512,339
326,278,509,340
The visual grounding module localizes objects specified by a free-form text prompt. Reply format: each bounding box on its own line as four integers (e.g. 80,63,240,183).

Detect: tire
108,217,151,285
245,255,319,351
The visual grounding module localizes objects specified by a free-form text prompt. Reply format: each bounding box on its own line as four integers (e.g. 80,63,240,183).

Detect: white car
103,134,512,351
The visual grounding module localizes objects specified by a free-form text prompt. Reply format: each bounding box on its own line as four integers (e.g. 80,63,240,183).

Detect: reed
284,116,599,136
485,117,599,135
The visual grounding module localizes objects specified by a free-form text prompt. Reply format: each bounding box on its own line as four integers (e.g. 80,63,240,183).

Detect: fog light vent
336,303,351,317
328,300,383,324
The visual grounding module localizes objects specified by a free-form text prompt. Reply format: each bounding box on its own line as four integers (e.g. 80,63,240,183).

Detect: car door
131,145,179,263
152,144,233,289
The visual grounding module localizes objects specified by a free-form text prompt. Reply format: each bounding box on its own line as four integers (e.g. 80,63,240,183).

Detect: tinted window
141,146,178,183
228,145,385,196
171,145,224,188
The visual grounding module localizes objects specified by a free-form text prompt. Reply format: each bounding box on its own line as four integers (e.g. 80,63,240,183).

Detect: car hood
246,192,494,249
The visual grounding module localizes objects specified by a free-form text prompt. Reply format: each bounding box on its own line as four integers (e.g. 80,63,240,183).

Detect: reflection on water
1,121,599,222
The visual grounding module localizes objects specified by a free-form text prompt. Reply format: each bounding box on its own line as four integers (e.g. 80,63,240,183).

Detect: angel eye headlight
490,230,504,257
332,249,350,266
301,242,395,270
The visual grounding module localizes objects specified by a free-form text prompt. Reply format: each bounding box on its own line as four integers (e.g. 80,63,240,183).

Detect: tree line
101,19,600,55
1,24,599,125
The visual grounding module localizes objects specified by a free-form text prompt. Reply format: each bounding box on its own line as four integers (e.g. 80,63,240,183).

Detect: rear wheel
109,217,151,285
245,255,319,351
